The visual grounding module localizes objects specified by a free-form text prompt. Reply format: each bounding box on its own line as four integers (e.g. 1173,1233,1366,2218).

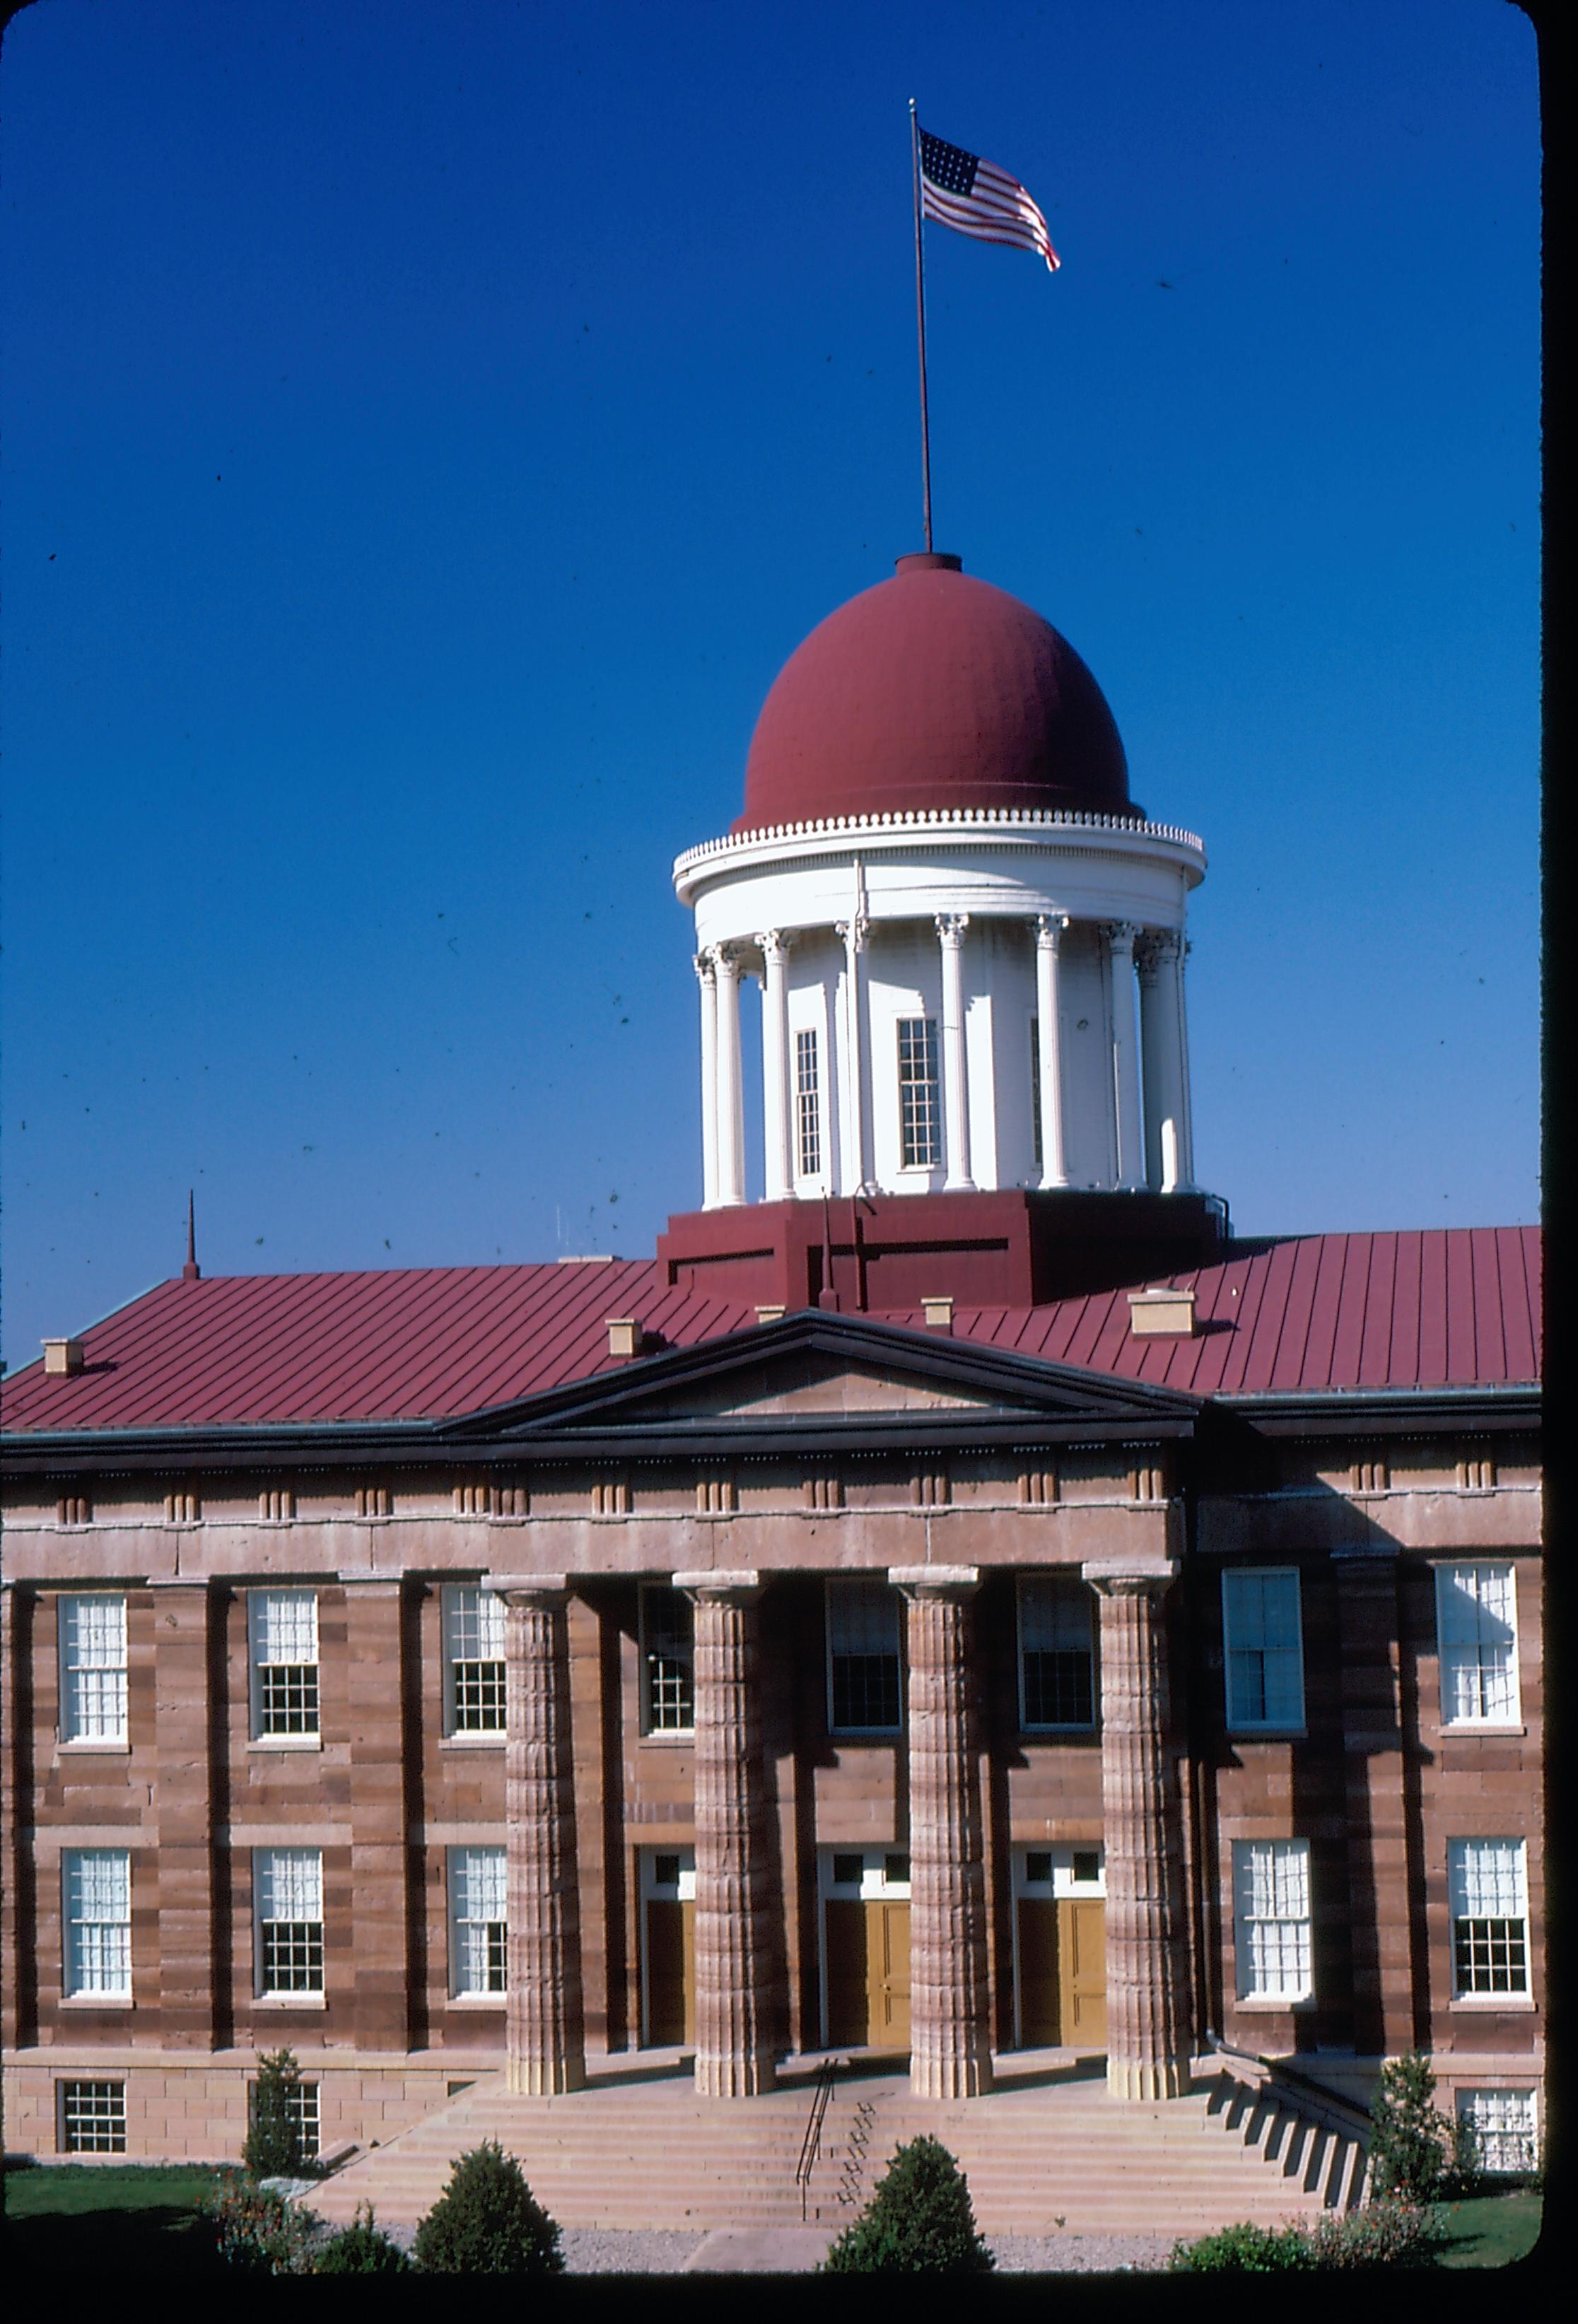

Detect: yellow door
645,1896,695,2045
1057,1898,1106,2046
1017,1897,1061,2046
825,1898,911,2048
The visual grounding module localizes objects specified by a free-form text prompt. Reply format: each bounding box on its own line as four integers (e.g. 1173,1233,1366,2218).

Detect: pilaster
500,1579,585,2094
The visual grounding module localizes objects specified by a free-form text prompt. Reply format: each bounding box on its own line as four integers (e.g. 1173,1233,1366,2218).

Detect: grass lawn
1432,2189,1543,2268
2,2163,229,2272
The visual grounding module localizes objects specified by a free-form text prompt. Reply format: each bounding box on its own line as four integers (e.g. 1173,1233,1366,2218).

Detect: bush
206,2171,321,2275
1168,2220,1316,2271
1367,2053,1453,2205
243,2048,310,2180
411,2140,565,2275
313,2202,414,2273
822,2135,995,2275
1169,2200,1438,2272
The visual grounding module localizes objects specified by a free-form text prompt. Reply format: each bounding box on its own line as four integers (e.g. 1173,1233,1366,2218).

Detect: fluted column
1034,915,1070,1189
1105,922,1145,1191
836,913,870,1195
674,1571,777,2095
894,1567,993,2098
935,915,975,1191
696,953,720,1210
712,944,746,1207
501,1579,585,2094
1085,1562,1191,2100
758,930,793,1203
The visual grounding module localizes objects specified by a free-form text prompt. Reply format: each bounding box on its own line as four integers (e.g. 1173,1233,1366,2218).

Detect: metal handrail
796,2058,840,2222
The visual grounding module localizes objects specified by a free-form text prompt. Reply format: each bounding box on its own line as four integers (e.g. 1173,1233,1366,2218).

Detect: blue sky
0,0,1540,1370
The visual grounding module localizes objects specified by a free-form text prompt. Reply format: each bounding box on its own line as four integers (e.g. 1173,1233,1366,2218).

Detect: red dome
734,553,1136,835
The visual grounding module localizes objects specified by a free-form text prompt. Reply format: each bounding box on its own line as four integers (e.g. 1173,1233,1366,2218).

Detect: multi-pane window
1437,1564,1520,1725
796,1028,822,1180
247,2074,321,2160
897,1017,940,1168
641,1585,694,1735
827,1579,903,1732
1030,1018,1043,1171
63,1849,132,2000
444,1586,507,1734
59,1595,128,1745
59,2081,126,2153
1232,1838,1313,2002
450,1846,508,1997
1018,1577,1095,1728
1222,1569,1304,1730
255,1848,325,1995
1456,2089,1538,2175
249,1591,320,1737
1449,1838,1529,1996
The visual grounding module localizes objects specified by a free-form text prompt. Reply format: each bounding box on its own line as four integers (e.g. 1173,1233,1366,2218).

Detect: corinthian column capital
1104,920,1140,957
1034,912,1070,952
935,912,970,948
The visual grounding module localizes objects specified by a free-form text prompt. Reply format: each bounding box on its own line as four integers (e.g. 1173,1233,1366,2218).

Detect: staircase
311,2052,1369,2238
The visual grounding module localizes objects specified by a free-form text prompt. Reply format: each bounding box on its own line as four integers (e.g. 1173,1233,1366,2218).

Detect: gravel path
376,2223,1174,2272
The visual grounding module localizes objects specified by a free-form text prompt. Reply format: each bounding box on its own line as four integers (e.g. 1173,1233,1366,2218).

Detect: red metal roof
0,1228,1541,1436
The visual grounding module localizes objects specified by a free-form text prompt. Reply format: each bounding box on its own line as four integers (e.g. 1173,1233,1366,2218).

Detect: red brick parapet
674,1571,778,2096
892,1566,993,2099
1085,1559,1193,2101
498,1580,585,2094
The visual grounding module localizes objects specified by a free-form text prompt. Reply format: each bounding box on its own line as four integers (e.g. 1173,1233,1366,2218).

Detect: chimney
43,1338,86,1377
605,1317,643,1360
922,1295,954,1333
1127,1286,1198,1338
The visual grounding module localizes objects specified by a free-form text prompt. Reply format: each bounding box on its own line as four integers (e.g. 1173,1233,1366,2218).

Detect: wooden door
825,1898,911,2047
645,1897,695,2046
1057,1898,1106,2046
1017,1897,1061,2046
868,1901,911,2048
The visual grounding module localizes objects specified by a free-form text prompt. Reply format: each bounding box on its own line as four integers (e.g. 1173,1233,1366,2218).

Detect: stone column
836,915,870,1195
1034,915,1070,1189
893,1567,993,2098
712,945,746,1208
1105,923,1145,1192
1138,931,1191,1192
936,915,976,1192
152,1579,218,2047
674,1571,777,2095
759,930,794,1203
696,952,720,1210
1086,1562,1192,2100
501,1580,585,2094
1172,934,1197,1189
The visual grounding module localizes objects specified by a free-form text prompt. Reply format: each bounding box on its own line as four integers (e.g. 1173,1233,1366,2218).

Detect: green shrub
1367,2053,1453,2205
821,2135,995,2275
411,2140,565,2275
206,2171,320,2274
313,2202,413,2273
242,2048,310,2181
1306,2198,1437,2268
1168,2220,1316,2271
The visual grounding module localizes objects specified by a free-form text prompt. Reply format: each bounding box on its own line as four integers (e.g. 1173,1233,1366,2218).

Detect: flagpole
909,98,934,553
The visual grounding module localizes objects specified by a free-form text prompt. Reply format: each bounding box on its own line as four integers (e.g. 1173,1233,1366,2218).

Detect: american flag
918,127,1060,274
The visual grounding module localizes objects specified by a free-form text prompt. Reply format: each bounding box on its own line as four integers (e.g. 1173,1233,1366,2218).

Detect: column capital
694,951,716,985
889,1564,981,1601
754,928,793,966
1034,912,1070,951
672,1568,762,1605
1103,920,1141,954
1082,1558,1180,1598
709,941,746,978
935,911,971,947
492,1573,571,1609
834,915,869,953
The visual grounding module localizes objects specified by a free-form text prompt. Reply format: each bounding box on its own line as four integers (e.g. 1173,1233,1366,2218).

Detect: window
1222,1568,1304,1730
1449,1839,1528,1996
254,1848,325,1995
59,2081,125,2153
795,1028,822,1180
1018,1576,1095,1728
1030,1017,1042,1170
443,1585,506,1734
449,1847,508,1997
897,1017,940,1168
827,1579,903,1732
64,1849,132,2000
1437,1564,1520,1725
249,1591,320,1737
640,1585,694,1734
248,2074,321,2160
1455,2089,1538,2175
1232,1838,1313,2002
59,1595,128,1745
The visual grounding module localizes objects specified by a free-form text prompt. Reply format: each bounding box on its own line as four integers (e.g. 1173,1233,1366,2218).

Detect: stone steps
310,2063,1369,2236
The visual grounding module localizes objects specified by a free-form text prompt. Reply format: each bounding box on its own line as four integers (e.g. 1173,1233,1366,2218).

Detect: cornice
672,806,1206,894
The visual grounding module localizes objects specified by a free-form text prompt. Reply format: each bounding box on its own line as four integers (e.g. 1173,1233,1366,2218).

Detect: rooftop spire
182,1190,201,1281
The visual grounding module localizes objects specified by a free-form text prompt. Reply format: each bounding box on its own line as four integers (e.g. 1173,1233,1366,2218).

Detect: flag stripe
917,124,1059,273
